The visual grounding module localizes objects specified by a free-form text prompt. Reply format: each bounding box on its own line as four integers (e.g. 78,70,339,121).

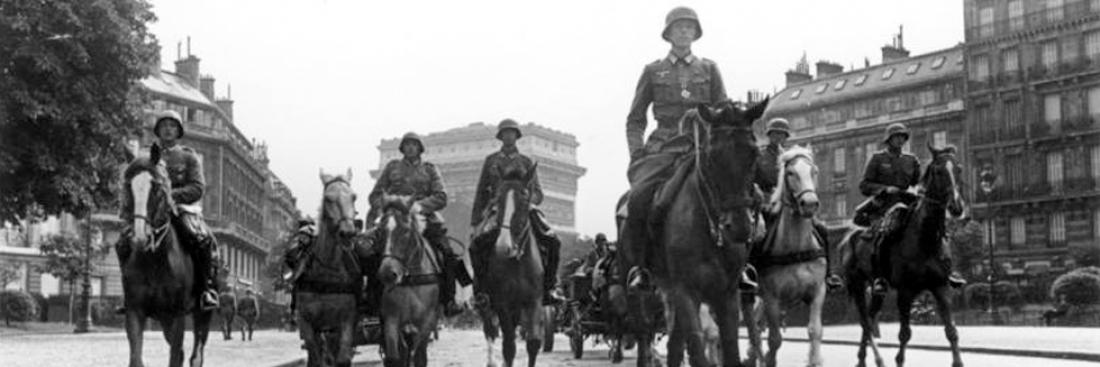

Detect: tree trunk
68,279,75,324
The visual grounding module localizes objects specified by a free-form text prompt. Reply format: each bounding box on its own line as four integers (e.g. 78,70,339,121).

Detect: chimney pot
815,61,844,77
174,55,201,87
785,70,813,86
199,76,215,100
881,45,910,64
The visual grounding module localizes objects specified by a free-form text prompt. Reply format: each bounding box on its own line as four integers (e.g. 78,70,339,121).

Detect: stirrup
739,271,758,292
948,273,967,288
200,291,220,311
872,278,889,294
627,266,651,289
826,274,844,290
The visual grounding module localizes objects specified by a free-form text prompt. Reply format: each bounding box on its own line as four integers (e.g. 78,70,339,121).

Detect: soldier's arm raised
626,65,653,157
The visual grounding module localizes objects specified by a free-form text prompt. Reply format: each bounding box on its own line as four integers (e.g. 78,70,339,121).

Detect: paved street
3,326,1097,366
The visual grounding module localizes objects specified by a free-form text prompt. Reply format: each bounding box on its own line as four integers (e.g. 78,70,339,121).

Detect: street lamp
74,218,94,333
978,168,1001,325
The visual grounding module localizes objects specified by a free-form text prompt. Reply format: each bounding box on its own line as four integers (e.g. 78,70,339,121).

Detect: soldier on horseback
853,123,966,293
621,6,756,290
365,132,472,317
283,218,316,310
470,119,564,308
117,110,221,312
754,118,844,290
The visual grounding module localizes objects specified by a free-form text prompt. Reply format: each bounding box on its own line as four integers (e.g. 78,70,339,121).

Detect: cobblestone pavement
784,323,1100,356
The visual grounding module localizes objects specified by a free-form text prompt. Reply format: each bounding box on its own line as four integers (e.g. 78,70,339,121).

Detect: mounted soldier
853,123,965,293
754,118,843,290
283,218,316,310
470,119,564,308
620,6,756,291
117,110,221,312
365,132,471,317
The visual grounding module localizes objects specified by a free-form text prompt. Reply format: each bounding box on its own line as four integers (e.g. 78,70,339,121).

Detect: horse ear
927,140,940,155
345,167,353,182
745,97,770,125
699,103,718,123
150,143,161,165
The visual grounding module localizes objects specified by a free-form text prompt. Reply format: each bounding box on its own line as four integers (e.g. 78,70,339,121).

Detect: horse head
377,194,424,285
123,143,176,252
775,145,820,218
696,98,766,240
319,168,357,238
494,162,537,258
923,143,967,219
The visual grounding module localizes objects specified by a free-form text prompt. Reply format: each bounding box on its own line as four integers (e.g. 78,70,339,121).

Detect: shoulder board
178,146,195,153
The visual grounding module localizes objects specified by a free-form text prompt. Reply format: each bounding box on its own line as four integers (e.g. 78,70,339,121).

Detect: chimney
199,76,215,100
174,55,201,87
815,61,844,77
881,45,910,63
785,70,813,86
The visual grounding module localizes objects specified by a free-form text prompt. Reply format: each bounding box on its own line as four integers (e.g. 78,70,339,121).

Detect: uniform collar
666,51,697,65
402,156,422,166
500,145,519,156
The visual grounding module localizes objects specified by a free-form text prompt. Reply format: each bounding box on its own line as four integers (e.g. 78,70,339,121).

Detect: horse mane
769,145,814,206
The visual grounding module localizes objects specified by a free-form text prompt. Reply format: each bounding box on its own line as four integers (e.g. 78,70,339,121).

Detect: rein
755,155,826,269
691,116,753,248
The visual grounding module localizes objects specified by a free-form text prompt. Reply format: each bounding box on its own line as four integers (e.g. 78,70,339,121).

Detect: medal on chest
679,76,691,99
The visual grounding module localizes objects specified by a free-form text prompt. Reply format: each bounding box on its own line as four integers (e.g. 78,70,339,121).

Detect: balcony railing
966,1,1097,40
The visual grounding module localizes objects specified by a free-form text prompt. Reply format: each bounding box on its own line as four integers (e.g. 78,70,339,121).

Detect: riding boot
440,262,462,317
622,217,650,289
196,234,221,311
540,235,563,306
814,219,844,290
943,257,967,288
469,236,491,310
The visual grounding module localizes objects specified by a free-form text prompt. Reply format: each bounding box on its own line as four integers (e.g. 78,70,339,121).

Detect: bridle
780,155,818,218
690,110,756,247
322,177,356,231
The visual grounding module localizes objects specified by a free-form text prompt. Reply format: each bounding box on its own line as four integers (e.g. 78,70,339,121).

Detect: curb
271,359,303,367
774,336,1100,362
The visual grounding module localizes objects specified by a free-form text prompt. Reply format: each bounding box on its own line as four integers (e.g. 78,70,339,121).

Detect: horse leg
931,286,963,367
664,293,686,367
414,337,429,367
806,281,826,367
666,289,705,367
125,310,146,367
762,297,782,367
335,307,356,367
482,307,500,367
894,289,915,367
523,305,542,367
741,295,761,367
383,315,403,367
500,312,517,367
189,310,213,367
850,284,871,367
160,316,186,367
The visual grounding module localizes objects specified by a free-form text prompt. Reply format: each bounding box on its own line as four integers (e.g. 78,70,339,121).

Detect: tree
0,0,159,224
36,233,105,322
0,261,20,289
263,230,295,293
946,219,985,279
1050,267,1100,307
1069,246,1100,268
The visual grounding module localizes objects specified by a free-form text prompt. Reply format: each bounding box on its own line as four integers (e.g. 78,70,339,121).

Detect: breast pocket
651,72,678,102
689,72,712,102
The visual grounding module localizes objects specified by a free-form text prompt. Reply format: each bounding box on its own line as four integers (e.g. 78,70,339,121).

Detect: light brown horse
295,169,361,367
119,144,212,367
744,146,827,367
376,194,441,367
643,99,767,367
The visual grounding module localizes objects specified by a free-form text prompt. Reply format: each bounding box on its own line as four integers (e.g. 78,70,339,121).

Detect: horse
217,288,238,340
743,146,827,367
238,291,260,341
614,195,664,367
838,143,968,367
375,194,442,367
119,143,213,367
295,169,361,367
477,166,545,367
621,99,766,367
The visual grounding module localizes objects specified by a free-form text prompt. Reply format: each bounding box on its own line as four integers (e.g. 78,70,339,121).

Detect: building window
854,74,869,86
1050,213,1066,245
1045,94,1062,123
1041,41,1059,70
1093,0,1100,11
1063,37,1080,63
816,84,828,94
931,56,946,69
919,89,940,106
834,147,846,174
1095,208,1100,239
834,79,847,91
1047,0,1065,22
1091,145,1100,181
790,89,802,99
865,142,878,164
1087,31,1100,60
971,54,989,80
1009,0,1024,30
1005,98,1023,137
1010,217,1026,246
907,63,921,74
984,220,995,246
979,7,995,37
933,131,947,148
835,194,847,218
1002,48,1019,73
882,68,895,80
1048,151,1064,188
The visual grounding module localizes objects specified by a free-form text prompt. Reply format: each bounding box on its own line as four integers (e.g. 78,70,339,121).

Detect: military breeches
174,212,221,292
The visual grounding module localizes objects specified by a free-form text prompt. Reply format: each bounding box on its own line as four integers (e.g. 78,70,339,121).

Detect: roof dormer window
854,74,869,86
931,56,946,69
881,68,895,80
834,79,847,91
907,63,921,74
816,84,828,94
790,89,803,99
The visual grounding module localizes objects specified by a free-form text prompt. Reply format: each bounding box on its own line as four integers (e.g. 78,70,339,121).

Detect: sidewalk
776,323,1100,361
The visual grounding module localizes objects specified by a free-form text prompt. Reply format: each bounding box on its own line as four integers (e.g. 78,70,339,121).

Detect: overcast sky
147,0,963,239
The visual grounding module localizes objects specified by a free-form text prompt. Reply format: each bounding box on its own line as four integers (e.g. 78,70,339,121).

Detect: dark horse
376,194,441,367
120,144,213,367
631,99,766,367
295,169,361,367
838,143,967,367
477,166,545,367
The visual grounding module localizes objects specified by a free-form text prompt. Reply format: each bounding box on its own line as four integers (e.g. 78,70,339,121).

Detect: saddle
624,150,695,227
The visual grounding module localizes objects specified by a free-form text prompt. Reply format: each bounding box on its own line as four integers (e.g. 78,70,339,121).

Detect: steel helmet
399,132,425,152
663,6,702,41
883,123,910,143
595,233,607,243
764,118,791,137
153,110,185,139
496,119,523,140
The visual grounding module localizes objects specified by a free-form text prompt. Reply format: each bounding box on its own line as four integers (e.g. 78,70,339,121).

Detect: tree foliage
0,290,38,325
0,261,20,289
37,233,106,283
0,0,159,223
1050,266,1100,307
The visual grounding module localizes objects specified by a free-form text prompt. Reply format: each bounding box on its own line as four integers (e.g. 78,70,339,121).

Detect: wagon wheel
569,304,585,359
542,305,556,352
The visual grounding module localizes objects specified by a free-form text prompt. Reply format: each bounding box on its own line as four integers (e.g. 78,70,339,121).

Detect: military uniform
470,119,562,306
118,110,221,311
367,133,470,316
